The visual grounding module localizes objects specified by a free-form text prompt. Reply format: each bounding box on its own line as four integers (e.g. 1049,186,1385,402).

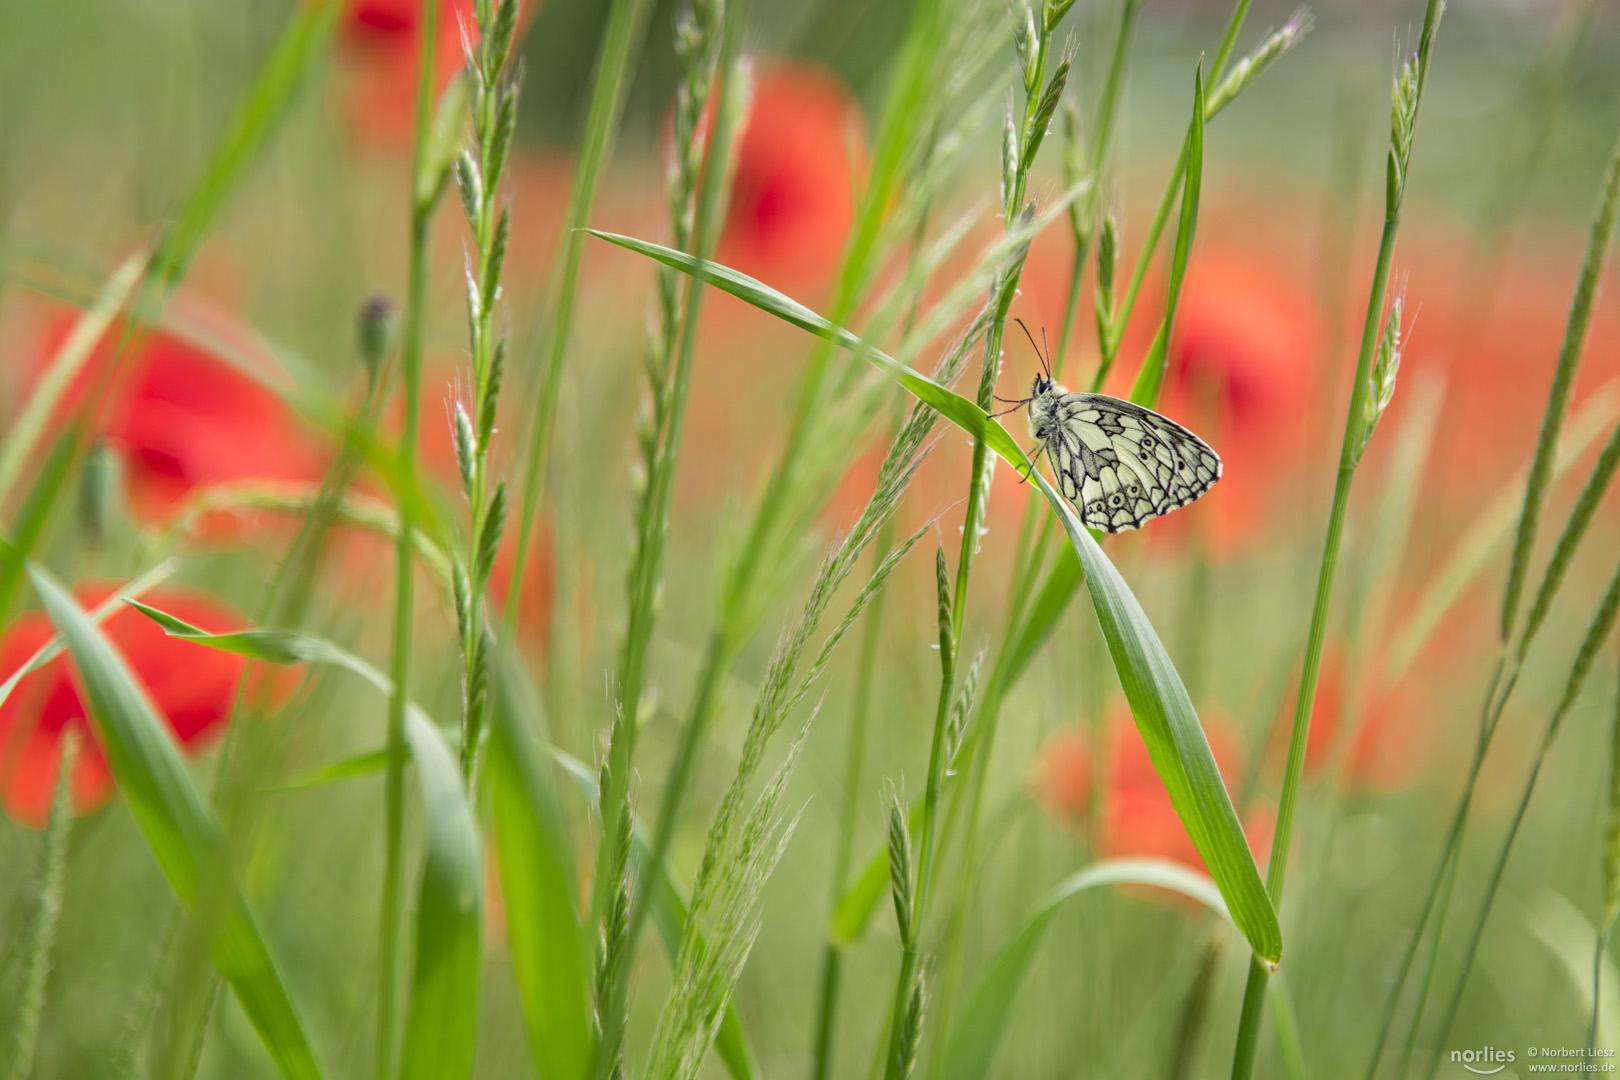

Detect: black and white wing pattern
1043,393,1222,533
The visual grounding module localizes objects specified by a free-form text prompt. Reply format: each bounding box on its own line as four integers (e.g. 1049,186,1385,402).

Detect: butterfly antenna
1041,326,1052,372
1014,318,1051,380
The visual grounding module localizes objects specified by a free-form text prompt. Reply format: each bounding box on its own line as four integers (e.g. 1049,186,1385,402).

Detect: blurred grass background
2,1,1620,1077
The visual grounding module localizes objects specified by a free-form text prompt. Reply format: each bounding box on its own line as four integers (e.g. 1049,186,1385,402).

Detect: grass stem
379,4,439,1072
1231,5,1442,1075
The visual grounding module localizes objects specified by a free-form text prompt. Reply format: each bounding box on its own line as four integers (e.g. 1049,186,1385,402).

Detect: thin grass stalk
1423,561,1620,1076
1230,5,1442,1077
4,732,77,1080
595,0,728,987
1366,121,1620,1079
1589,647,1620,1069
152,315,395,1078
1502,126,1620,643
594,12,746,1074
507,0,655,627
809,516,893,1080
379,5,440,1072
811,200,936,1076
614,0,727,764
630,0,947,1029
1101,5,1321,371
882,7,1072,1076
928,0,1268,1049
450,0,524,786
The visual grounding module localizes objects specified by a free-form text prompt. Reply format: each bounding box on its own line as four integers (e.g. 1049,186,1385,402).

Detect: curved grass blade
1128,63,1204,406
273,749,390,793
940,859,1230,1080
588,232,1282,966
397,709,483,1080
117,602,484,1080
142,0,341,300
0,561,177,711
0,252,145,508
243,730,762,1080
487,653,594,1080
0,433,79,625
28,567,324,1080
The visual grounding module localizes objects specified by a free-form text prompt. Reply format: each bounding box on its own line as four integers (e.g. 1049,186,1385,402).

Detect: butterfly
994,320,1222,533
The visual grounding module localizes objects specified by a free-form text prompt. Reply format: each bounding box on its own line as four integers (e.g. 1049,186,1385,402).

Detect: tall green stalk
624,0,946,1023
590,6,744,1075
379,5,441,1073
881,6,1073,1077
450,0,524,785
4,733,77,1080
507,0,655,627
1364,119,1620,1080
1230,5,1442,1077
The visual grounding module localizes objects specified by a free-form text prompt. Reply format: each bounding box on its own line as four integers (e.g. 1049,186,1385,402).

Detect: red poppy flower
25,301,325,527
338,0,535,151
1153,248,1319,555
1036,704,1266,872
714,61,866,296
0,584,279,826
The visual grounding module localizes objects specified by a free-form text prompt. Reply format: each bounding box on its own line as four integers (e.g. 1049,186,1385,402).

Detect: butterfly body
1023,373,1222,533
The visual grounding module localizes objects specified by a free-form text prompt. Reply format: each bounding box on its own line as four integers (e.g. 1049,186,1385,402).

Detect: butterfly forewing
1044,392,1222,533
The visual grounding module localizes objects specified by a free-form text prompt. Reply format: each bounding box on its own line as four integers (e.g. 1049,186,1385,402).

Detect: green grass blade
142,0,341,298
1129,62,1204,407
508,0,655,620
1501,127,1620,641
1267,973,1307,1080
118,603,485,1080
1382,385,1620,683
1519,414,1620,659
28,567,324,1080
940,859,1230,1080
263,729,760,1080
0,433,78,624
543,746,761,1080
589,233,1281,964
0,251,145,507
397,711,483,1080
0,562,177,711
273,750,390,793
487,655,594,1080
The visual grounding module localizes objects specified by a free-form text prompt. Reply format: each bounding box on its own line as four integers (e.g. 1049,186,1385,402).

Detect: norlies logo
1451,1046,1516,1075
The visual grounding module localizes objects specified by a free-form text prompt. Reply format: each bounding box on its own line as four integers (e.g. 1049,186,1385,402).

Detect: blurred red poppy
338,0,535,151
714,61,865,296
26,303,325,527
1284,643,1430,792
1153,248,1319,555
1036,704,1266,872
0,584,281,826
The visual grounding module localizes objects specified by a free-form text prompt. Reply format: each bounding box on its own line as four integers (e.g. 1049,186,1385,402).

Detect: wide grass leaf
487,653,594,1080
120,602,484,1079
587,231,1281,965
29,568,324,1080
396,710,483,1080
941,859,1229,1080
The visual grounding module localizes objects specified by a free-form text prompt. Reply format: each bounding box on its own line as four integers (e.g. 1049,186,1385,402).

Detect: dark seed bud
358,295,397,383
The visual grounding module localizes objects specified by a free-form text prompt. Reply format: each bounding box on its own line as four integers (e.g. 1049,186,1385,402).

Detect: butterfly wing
1043,392,1222,533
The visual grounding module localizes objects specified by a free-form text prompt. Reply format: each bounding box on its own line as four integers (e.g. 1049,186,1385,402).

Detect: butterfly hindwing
1043,392,1222,533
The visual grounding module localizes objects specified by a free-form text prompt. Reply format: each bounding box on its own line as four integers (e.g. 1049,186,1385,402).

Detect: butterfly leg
1017,441,1049,485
